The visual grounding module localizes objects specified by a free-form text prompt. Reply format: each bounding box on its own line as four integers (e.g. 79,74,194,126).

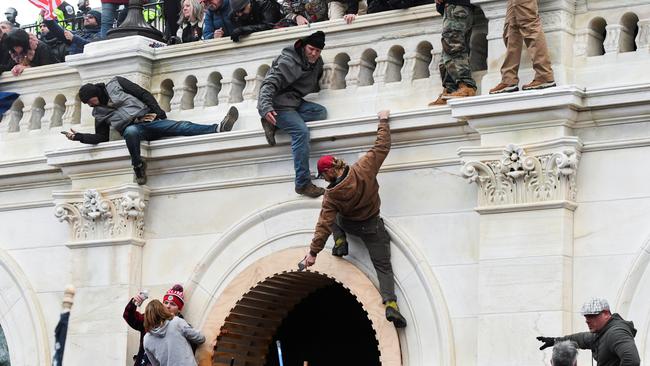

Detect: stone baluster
41,104,55,131
19,106,32,133
373,55,403,84
401,52,418,82
62,99,80,126
429,50,441,79
194,82,209,109
345,59,362,87
218,78,234,105
50,102,66,128
242,75,264,101
635,19,650,51
372,56,390,85
604,24,622,54
319,63,337,90
573,29,588,57
183,83,197,110
358,58,377,86
170,86,184,111
227,78,246,103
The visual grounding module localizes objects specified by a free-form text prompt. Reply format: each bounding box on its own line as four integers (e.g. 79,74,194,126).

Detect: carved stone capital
461,144,579,210
53,185,149,244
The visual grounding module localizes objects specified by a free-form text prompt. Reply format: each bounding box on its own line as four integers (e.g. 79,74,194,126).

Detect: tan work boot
295,182,325,198
489,82,519,94
446,83,476,99
428,89,451,106
522,79,556,91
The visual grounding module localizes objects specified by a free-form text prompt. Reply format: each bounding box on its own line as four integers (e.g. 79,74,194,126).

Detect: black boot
260,118,276,146
385,301,407,328
133,161,147,185
332,235,348,257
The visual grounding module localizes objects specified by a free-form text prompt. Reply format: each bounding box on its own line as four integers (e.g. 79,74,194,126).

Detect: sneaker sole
522,82,556,91
489,86,519,94
219,106,239,132
261,119,277,146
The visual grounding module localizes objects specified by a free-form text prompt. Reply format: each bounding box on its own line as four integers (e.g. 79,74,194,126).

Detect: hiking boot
219,106,239,132
428,89,451,106
332,235,349,257
385,301,407,328
489,83,519,94
133,161,147,185
446,83,477,99
260,118,276,146
295,182,324,198
522,79,556,91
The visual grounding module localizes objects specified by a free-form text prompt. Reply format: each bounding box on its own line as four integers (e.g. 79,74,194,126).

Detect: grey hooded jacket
143,316,205,366
557,313,640,366
92,77,149,134
257,42,323,117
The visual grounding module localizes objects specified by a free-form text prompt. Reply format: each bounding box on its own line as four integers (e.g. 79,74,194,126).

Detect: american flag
26,0,63,19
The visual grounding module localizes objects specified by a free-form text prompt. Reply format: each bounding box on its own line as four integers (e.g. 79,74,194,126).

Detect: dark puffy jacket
557,313,640,366
367,0,432,13
257,41,323,116
203,0,234,39
230,0,282,38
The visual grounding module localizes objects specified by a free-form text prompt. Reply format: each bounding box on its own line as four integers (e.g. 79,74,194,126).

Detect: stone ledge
475,200,578,214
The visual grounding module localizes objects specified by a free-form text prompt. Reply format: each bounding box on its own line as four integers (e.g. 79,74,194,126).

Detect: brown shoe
489,83,519,94
522,79,556,91
295,182,324,198
260,118,276,146
428,89,451,106
446,83,476,98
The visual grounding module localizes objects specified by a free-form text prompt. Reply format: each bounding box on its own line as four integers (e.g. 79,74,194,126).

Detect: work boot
522,79,556,91
219,106,239,132
295,182,324,198
260,118,276,146
489,82,519,94
385,301,407,328
133,161,147,185
446,83,476,99
428,89,451,106
331,235,348,257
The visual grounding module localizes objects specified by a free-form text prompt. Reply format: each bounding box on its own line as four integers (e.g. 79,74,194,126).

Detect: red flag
27,0,63,20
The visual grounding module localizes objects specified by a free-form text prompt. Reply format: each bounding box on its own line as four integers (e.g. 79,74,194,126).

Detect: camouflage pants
439,4,476,91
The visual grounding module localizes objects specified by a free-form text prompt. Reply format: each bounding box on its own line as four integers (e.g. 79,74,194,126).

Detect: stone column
635,19,650,52
53,185,149,366
453,86,585,365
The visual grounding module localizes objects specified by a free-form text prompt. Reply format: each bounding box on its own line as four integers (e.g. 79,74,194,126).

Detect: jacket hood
149,319,170,338
326,167,356,202
602,313,637,337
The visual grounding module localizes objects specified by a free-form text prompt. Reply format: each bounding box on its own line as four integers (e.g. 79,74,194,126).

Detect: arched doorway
213,271,380,366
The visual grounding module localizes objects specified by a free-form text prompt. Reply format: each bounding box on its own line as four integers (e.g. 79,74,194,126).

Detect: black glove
166,36,180,45
536,336,556,350
230,29,242,42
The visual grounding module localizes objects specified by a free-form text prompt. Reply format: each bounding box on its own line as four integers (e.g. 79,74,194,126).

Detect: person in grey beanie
537,298,640,366
551,341,578,366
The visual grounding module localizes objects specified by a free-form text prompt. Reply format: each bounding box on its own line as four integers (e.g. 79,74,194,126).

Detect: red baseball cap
317,155,335,178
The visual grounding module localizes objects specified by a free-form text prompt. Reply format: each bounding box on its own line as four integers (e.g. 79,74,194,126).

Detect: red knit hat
317,155,335,178
164,284,185,310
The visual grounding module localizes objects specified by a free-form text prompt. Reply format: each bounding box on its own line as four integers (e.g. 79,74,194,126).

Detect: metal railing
20,1,166,36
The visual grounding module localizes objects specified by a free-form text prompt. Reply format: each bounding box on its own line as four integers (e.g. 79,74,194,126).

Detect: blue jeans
122,119,216,166
100,3,119,38
275,101,327,188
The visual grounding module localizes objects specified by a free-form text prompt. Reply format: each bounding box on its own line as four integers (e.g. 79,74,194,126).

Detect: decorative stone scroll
54,186,148,242
461,144,579,208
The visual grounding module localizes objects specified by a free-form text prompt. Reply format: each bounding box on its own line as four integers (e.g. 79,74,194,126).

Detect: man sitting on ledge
63,76,239,185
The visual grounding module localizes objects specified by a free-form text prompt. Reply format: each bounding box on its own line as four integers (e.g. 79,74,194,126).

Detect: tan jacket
310,120,390,254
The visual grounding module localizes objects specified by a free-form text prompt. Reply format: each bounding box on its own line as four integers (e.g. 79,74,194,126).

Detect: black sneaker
219,106,239,132
260,118,276,146
385,304,407,328
133,161,147,185
332,236,348,257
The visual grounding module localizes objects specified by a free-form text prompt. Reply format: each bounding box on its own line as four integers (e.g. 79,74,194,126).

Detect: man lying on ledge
63,76,239,185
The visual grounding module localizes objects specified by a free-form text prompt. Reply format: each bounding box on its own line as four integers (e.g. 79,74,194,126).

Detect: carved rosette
54,187,148,242
461,144,579,208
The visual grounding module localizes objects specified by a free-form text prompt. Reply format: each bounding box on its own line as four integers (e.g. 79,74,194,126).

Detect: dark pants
122,119,216,167
332,214,396,303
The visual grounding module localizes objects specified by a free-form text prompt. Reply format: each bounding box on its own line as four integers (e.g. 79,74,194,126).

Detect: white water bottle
138,289,149,307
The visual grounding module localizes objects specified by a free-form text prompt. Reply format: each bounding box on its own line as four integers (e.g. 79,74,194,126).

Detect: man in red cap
302,110,407,328
257,31,328,198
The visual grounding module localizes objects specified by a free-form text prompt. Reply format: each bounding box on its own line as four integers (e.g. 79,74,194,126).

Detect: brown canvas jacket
310,119,390,254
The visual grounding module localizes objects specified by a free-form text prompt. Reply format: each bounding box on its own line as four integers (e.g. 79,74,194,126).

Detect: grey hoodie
557,313,640,366
143,316,205,366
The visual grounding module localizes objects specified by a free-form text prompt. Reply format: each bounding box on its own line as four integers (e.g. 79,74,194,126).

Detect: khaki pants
500,0,554,84
328,0,367,20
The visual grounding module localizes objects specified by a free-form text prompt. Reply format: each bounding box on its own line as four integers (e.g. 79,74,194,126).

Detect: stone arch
51,94,67,128
587,17,607,56
414,41,433,80
0,249,50,365
359,49,378,86
206,72,222,108
332,53,351,90
619,12,639,52
386,45,405,83
614,236,650,361
230,68,248,103
30,98,46,130
184,199,455,366
159,79,174,112
181,75,198,110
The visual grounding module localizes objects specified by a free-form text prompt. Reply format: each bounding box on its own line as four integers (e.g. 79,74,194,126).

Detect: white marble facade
1,1,650,365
